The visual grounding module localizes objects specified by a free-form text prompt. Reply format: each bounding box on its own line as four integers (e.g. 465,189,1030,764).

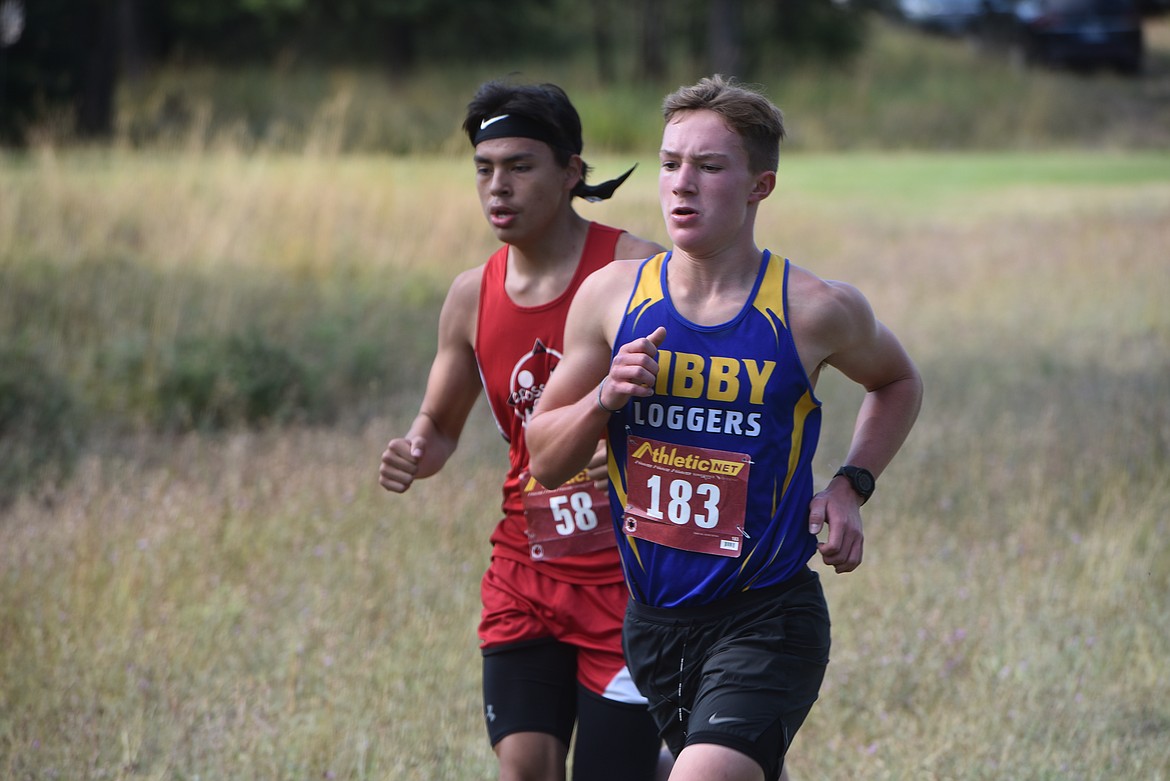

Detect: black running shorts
622,568,831,781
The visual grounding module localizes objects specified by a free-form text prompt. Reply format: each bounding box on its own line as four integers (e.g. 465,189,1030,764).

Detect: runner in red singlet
379,80,670,781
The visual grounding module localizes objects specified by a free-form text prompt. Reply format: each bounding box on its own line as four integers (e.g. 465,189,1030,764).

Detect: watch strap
834,465,875,504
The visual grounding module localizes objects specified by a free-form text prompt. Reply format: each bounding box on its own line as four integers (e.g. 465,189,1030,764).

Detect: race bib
622,435,751,558
519,469,616,561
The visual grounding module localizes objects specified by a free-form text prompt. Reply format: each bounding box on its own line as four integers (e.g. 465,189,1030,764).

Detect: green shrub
0,345,83,504
154,331,322,431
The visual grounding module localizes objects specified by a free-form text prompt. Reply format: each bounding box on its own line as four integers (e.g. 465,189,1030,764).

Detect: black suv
980,0,1145,73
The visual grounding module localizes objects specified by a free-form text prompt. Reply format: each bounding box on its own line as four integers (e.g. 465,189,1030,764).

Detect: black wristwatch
834,465,875,505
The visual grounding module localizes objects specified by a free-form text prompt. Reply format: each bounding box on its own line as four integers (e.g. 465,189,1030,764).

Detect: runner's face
658,109,768,256
473,137,579,244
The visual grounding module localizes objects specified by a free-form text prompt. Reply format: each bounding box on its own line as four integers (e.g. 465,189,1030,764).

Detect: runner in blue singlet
527,75,924,781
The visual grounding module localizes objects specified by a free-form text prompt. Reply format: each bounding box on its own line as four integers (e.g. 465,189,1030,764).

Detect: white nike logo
708,713,746,725
480,114,509,130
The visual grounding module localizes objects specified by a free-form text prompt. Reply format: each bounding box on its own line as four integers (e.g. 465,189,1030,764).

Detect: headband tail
577,165,636,203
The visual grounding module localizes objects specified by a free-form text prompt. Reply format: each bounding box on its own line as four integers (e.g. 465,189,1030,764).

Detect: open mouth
490,206,518,227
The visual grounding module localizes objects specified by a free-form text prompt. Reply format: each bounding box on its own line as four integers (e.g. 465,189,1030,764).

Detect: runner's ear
749,170,776,203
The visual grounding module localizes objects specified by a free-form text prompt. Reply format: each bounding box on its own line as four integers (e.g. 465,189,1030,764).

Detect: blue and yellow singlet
606,251,823,608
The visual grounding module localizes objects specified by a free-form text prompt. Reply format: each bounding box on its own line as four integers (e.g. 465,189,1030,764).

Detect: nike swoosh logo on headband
480,115,509,130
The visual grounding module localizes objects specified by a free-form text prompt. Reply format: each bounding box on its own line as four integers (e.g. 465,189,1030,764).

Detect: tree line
0,0,871,145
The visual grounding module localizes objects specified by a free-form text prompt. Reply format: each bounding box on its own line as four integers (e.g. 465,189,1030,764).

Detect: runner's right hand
380,437,425,493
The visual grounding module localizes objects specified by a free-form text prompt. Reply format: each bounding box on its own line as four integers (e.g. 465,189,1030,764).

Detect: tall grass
104,17,1170,155
2,17,1170,779
790,173,1170,779
2,147,1168,779
0,151,480,433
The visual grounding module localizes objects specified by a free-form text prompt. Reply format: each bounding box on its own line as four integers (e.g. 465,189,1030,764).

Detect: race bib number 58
519,470,616,561
623,436,751,558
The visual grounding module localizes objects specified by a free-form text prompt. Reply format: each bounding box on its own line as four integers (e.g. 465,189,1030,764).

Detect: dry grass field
1,145,1167,781
4,9,1170,766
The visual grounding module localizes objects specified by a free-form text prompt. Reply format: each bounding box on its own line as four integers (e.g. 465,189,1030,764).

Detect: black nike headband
471,113,634,203
473,113,571,151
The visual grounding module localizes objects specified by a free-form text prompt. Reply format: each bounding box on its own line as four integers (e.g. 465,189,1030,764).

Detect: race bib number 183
623,436,751,558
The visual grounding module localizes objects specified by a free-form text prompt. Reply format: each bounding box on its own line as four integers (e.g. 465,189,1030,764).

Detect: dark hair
662,74,785,173
463,80,584,167
464,79,629,200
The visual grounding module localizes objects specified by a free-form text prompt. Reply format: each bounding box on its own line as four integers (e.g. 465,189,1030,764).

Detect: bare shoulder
787,263,873,331
438,265,486,344
569,258,644,339
786,263,879,373
447,264,485,303
580,257,645,296
614,231,666,262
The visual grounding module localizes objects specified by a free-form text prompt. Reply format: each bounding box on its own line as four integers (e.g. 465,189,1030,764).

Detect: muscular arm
527,260,659,488
831,322,922,481
792,271,924,571
815,280,922,479
379,268,484,492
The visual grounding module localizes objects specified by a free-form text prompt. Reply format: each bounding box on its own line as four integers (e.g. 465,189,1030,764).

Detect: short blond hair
662,75,785,173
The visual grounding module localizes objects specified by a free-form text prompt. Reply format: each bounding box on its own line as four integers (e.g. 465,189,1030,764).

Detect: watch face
839,466,874,497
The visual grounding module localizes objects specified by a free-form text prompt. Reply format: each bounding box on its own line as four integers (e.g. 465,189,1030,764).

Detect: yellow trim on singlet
753,253,788,345
627,253,668,334
785,390,819,499
608,436,647,571
613,253,670,575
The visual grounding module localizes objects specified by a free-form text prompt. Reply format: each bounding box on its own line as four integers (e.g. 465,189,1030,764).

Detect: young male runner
379,80,667,781
526,75,924,781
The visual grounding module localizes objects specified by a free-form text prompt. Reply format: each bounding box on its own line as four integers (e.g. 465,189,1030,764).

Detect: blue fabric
606,251,823,608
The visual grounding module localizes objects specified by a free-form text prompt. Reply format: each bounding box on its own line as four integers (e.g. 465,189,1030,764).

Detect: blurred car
897,0,986,34
980,0,1145,73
